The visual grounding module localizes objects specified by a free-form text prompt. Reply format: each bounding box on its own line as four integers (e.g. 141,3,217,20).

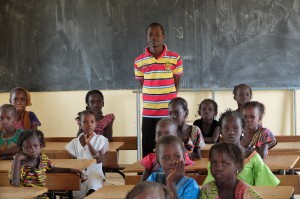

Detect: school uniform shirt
134,44,183,118
147,172,200,199
65,132,109,198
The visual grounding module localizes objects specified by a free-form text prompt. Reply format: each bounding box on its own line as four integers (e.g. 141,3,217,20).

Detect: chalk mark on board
172,27,183,38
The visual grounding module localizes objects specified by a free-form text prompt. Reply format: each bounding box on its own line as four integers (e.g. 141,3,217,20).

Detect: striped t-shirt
134,45,183,118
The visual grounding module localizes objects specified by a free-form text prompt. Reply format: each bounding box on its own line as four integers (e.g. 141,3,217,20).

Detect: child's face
210,151,239,185
221,116,243,145
0,111,16,131
88,93,103,113
155,123,178,142
243,106,261,130
157,142,184,176
168,103,187,125
21,136,41,159
146,26,165,48
198,102,216,120
10,91,27,111
234,87,251,105
80,113,96,135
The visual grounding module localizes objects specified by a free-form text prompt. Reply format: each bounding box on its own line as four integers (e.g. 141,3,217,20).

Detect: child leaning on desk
66,110,109,198
140,118,194,181
147,135,200,199
9,130,83,199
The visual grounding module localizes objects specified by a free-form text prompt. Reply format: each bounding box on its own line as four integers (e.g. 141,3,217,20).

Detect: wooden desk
85,185,294,199
202,142,300,158
0,159,95,172
201,144,213,158
252,186,294,199
85,185,134,199
264,155,299,172
123,159,209,173
0,159,95,195
42,142,124,167
0,187,48,199
269,142,300,156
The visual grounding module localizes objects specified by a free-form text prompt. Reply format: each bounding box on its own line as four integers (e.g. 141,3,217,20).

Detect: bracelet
92,153,100,159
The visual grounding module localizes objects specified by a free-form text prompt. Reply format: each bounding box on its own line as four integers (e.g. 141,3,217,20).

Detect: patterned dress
184,125,205,154
9,153,53,199
0,129,23,160
200,180,262,199
94,114,115,135
245,127,277,151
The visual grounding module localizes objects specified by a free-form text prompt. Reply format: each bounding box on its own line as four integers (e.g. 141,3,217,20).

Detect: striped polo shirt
134,45,183,118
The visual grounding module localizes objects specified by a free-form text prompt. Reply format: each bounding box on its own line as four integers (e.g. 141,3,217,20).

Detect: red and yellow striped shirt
134,45,183,117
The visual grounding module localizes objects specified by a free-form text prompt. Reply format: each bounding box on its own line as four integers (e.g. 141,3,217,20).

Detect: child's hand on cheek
14,152,26,162
166,159,185,185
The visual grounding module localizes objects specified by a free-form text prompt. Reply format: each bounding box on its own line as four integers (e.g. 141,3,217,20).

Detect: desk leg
49,190,55,199
68,190,73,199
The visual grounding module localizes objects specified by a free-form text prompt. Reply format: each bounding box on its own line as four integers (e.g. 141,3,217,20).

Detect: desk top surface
272,142,300,151
43,141,124,152
123,154,299,173
123,159,209,173
85,185,293,199
264,155,299,170
0,159,96,172
0,187,48,199
203,142,300,152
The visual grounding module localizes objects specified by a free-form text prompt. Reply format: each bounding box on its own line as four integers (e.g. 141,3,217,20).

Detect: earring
236,170,239,174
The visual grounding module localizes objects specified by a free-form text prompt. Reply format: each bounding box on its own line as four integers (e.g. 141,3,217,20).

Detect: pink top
140,152,194,172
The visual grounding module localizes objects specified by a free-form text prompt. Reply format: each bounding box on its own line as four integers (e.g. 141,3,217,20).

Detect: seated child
140,118,194,181
169,97,205,160
193,99,220,143
241,101,277,159
0,104,23,160
9,130,82,198
126,181,171,199
201,142,262,199
203,110,279,186
77,90,114,141
147,135,200,199
233,84,252,114
66,110,109,198
9,87,41,130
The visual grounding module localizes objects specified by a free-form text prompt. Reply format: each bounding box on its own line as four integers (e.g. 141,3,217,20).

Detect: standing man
134,23,183,157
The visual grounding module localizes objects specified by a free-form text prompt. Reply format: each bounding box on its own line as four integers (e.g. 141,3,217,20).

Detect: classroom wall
0,89,298,163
